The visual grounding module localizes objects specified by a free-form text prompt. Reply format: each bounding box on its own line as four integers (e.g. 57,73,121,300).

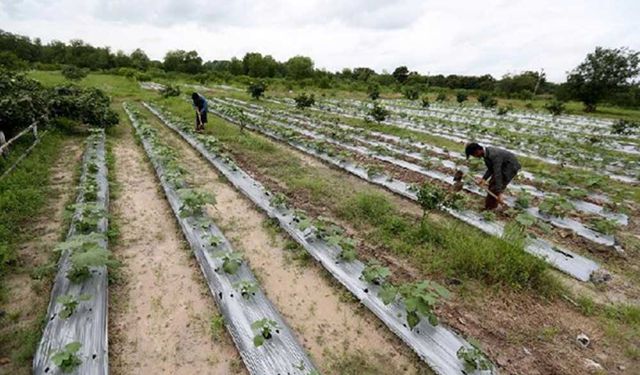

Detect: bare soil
0,139,82,375
108,122,244,374
144,106,429,374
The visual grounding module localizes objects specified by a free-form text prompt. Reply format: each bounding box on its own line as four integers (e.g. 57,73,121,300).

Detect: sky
0,0,638,82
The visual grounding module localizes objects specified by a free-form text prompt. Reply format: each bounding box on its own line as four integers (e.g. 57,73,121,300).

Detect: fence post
0,130,6,158
32,122,38,139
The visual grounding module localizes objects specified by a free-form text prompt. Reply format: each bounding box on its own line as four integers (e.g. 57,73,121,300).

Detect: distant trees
392,66,409,83
285,56,315,80
544,99,565,116
564,47,640,112
163,50,203,74
456,92,468,104
368,84,380,100
294,93,315,109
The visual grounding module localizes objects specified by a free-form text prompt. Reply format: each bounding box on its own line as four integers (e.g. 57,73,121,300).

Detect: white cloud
0,0,638,81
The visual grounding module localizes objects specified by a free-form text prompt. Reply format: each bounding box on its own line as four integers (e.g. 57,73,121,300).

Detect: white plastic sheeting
125,104,317,375
34,131,109,375
146,102,498,375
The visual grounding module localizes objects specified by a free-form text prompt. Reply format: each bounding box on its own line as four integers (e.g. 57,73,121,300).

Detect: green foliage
392,66,409,83
456,92,468,104
544,99,565,116
0,70,50,135
269,192,288,209
477,94,497,108
539,195,575,218
178,188,215,217
233,280,259,298
251,318,279,347
611,119,640,135
285,55,315,80
51,342,82,373
481,211,496,221
367,84,380,100
515,212,537,228
368,103,389,124
515,190,532,209
294,93,315,109
56,294,91,319
360,260,391,285
69,203,106,234
403,87,420,100
366,165,384,179
380,280,449,328
421,96,430,108
457,345,492,372
160,84,181,98
61,65,88,81
589,217,618,235
49,85,119,128
220,252,243,274
203,234,223,248
436,93,447,102
496,105,510,115
416,183,446,215
248,81,266,99
163,49,203,74
55,233,115,283
565,46,640,112
328,234,358,262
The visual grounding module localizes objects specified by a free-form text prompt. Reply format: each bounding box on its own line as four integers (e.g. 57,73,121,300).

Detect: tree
368,84,381,100
294,93,315,109
62,65,88,81
285,56,314,80
248,81,266,100
0,51,28,71
242,52,279,78
456,92,468,104
392,66,409,83
368,103,389,124
544,99,565,116
403,87,420,100
163,50,203,74
130,48,150,70
565,47,640,112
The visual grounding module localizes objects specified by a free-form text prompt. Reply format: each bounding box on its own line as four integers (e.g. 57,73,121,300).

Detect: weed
210,313,225,342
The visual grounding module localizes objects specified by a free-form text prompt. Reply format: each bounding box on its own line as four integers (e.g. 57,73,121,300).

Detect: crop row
34,130,110,375
212,97,625,251
144,102,498,375
200,99,604,282
271,96,639,183
123,103,317,375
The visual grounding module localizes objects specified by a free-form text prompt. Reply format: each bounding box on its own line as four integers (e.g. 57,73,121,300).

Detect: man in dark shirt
191,92,208,132
465,142,521,210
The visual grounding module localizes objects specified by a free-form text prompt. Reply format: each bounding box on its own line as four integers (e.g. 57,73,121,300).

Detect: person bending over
465,142,521,210
191,92,208,132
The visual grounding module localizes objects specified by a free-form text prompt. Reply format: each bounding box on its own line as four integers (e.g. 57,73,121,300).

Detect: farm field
1,70,639,375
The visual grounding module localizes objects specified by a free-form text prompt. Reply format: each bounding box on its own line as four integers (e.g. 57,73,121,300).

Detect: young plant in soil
51,342,82,373
482,211,496,222
269,192,289,210
539,195,575,218
515,190,532,209
515,212,537,228
68,203,107,234
457,344,492,372
589,217,619,235
202,234,223,248
56,294,91,319
233,280,259,299
360,260,391,285
366,165,385,179
380,280,449,329
251,318,279,347
55,233,115,283
327,234,357,262
218,252,243,274
178,188,216,217
416,182,446,217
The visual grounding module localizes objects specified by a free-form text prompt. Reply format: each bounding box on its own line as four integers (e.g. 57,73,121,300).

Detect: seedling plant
56,294,91,319
251,318,279,347
51,342,82,373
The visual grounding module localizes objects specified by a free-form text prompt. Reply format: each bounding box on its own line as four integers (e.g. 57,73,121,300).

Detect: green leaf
406,311,420,329
253,335,265,347
378,284,398,305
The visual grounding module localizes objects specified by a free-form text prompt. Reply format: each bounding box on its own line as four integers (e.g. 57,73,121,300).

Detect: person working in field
465,142,521,210
191,92,208,132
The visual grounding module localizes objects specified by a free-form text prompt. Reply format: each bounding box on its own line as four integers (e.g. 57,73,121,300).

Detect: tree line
1,29,638,111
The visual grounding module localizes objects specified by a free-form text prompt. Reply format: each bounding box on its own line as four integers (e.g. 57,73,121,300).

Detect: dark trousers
195,111,208,131
485,171,517,210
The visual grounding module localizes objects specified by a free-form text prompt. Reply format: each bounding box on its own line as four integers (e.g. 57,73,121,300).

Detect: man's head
465,142,484,159
191,92,199,102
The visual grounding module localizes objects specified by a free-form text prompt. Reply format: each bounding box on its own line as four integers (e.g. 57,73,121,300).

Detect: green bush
61,65,88,81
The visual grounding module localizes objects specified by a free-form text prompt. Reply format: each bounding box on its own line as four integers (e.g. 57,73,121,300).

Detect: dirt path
0,139,82,375
143,106,427,374
108,120,244,374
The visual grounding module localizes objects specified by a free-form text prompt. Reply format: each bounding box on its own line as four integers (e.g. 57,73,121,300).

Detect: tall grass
338,192,558,294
